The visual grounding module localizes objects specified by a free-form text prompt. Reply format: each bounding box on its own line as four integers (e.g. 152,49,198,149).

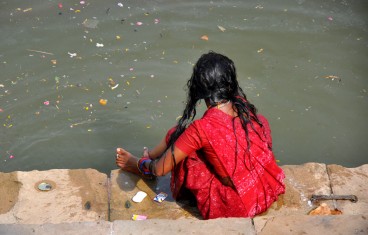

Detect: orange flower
99,99,107,106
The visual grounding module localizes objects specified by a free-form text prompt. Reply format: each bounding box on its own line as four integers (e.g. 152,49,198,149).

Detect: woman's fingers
143,147,149,158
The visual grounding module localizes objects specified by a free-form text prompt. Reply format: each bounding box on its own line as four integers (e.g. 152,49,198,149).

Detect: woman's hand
143,147,150,158
115,148,141,175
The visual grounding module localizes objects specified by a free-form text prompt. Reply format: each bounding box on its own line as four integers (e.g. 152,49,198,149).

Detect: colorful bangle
137,157,152,175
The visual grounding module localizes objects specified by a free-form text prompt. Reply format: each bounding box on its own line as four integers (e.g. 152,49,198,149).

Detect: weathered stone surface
113,218,255,235
0,172,21,215
254,215,368,235
0,169,108,224
1,164,367,233
0,221,111,235
327,164,368,215
110,169,200,221
259,163,332,217
0,218,254,235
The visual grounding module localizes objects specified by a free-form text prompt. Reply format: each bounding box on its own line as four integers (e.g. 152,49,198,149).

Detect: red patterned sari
167,108,285,219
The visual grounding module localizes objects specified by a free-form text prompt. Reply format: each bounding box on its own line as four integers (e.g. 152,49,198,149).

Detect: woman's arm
144,145,187,176
145,137,167,159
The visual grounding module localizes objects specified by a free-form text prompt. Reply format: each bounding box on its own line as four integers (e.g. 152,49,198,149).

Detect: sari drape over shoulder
167,108,285,219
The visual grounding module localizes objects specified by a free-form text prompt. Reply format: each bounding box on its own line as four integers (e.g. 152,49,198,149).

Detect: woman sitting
116,51,285,219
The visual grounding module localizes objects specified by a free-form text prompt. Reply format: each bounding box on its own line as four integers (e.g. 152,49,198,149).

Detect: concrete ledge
113,218,254,234
260,163,332,217
0,218,253,235
0,163,367,234
0,221,111,235
1,215,366,235
327,164,368,215
109,169,200,221
0,169,108,224
254,215,368,235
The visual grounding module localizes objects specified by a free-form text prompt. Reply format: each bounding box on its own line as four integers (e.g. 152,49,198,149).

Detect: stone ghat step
0,215,367,235
0,163,367,225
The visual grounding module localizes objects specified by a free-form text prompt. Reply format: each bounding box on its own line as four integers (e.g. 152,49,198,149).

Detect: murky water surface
1,0,367,175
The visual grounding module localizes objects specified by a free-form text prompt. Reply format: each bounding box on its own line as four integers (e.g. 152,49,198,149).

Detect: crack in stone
259,217,275,232
326,165,337,209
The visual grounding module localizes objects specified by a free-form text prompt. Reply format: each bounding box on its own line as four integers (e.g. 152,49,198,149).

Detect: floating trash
68,52,77,58
82,19,99,29
99,99,107,106
38,182,52,191
201,35,209,41
217,25,226,32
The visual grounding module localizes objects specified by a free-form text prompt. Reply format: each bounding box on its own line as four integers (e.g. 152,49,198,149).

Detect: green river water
0,0,367,176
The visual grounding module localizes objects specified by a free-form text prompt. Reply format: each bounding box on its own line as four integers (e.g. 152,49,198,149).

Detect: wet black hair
167,51,262,151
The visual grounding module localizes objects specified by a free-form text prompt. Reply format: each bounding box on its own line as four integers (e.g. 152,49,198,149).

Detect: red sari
167,108,285,219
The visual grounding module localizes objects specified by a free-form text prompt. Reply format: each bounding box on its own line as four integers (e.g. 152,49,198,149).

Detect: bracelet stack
137,157,152,175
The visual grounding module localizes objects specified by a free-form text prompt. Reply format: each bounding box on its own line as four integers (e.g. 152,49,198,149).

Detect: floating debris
217,25,226,32
23,8,33,12
324,75,341,81
27,49,54,55
99,99,107,106
68,52,77,58
82,19,99,29
201,35,209,41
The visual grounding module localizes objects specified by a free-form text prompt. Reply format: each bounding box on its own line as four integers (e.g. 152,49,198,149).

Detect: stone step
254,215,368,235
0,163,367,225
0,218,253,235
0,215,366,235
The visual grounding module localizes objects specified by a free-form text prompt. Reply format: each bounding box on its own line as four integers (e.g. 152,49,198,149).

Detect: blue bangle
138,158,152,175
